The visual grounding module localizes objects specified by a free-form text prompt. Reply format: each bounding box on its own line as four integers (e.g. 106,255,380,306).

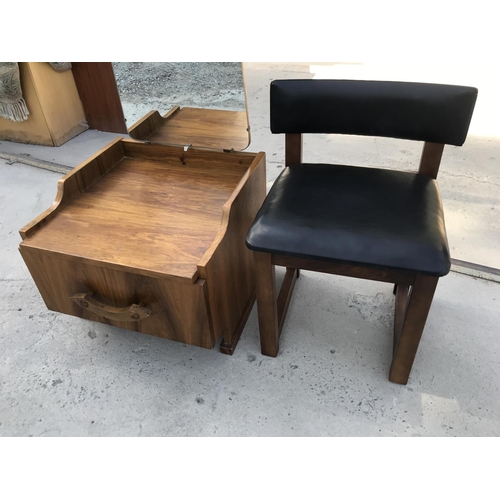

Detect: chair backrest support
273,79,478,178
285,133,302,167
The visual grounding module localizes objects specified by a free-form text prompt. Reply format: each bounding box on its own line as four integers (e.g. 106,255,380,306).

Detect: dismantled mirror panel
113,62,250,150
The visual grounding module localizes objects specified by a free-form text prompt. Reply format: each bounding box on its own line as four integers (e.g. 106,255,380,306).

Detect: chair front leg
253,251,280,357
390,275,439,385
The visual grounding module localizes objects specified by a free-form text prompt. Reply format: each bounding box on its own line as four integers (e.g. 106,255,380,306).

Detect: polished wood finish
389,276,439,384
199,152,267,352
256,248,439,383
418,142,445,179
253,261,300,357
128,107,180,141
218,291,256,355
393,284,410,355
19,139,266,351
254,252,279,357
277,267,299,334
20,138,124,239
20,248,215,348
70,292,151,322
128,107,250,150
71,62,127,133
272,254,415,286
285,133,303,166
121,139,253,170
20,140,250,283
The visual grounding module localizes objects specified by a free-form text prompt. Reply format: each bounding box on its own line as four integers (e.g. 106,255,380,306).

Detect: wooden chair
246,79,477,384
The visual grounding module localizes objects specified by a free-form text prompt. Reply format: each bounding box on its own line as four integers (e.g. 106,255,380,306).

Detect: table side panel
201,153,266,344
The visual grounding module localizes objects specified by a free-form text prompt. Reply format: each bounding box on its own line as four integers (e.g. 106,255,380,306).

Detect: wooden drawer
19,138,266,352
19,248,214,348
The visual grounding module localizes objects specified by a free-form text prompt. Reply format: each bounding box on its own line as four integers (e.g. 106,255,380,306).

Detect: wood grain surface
272,255,415,286
285,133,303,166
20,141,252,283
19,139,266,350
254,251,280,357
128,107,250,150
20,138,125,239
389,275,439,384
200,152,266,351
418,142,445,179
19,248,215,348
71,62,127,133
70,291,151,322
127,108,180,141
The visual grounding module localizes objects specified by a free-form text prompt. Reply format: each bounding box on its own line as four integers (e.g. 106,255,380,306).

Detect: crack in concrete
18,334,45,353
17,314,59,352
38,428,60,437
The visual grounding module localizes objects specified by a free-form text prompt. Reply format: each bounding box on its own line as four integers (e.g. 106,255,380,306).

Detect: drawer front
20,248,215,349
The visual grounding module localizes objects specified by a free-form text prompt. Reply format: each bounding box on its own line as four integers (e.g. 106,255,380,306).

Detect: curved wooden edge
19,138,125,240
127,110,162,139
198,151,266,270
127,106,181,140
197,152,266,351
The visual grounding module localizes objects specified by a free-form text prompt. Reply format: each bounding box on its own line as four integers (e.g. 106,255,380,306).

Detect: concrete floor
0,63,499,436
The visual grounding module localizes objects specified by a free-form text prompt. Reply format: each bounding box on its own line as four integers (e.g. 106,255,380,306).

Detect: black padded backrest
270,79,478,146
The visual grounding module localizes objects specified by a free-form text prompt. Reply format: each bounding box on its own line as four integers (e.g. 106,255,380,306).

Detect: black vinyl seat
246,163,450,277
246,79,477,385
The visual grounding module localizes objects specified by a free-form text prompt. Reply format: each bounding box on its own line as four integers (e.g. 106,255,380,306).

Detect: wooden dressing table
19,63,265,354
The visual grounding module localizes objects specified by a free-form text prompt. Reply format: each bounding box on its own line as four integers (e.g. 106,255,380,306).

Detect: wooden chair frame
253,134,445,385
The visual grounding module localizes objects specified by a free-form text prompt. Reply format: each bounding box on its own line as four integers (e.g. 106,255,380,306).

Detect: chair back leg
390,275,439,384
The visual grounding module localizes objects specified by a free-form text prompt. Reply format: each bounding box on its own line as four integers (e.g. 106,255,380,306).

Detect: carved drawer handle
70,292,151,322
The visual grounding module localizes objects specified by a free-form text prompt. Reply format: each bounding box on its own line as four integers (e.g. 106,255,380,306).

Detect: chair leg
389,275,439,385
393,284,410,356
253,251,280,357
276,267,299,333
